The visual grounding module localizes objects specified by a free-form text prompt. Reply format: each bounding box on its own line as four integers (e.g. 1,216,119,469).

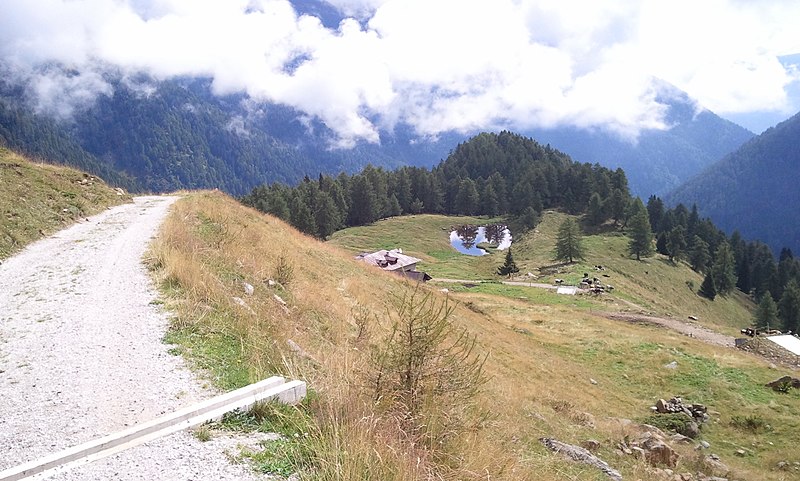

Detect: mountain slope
0,74,750,197
524,84,754,198
668,111,800,254
146,189,795,480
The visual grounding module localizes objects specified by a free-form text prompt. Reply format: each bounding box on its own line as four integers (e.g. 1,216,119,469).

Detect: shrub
371,286,488,458
731,414,768,433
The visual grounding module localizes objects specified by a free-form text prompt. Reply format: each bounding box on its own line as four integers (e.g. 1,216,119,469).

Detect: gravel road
0,196,264,480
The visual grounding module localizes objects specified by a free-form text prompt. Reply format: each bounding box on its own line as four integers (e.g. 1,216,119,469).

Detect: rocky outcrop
540,437,622,481
765,375,800,392
651,397,709,438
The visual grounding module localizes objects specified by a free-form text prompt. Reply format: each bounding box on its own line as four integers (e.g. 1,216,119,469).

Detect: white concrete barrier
0,376,307,481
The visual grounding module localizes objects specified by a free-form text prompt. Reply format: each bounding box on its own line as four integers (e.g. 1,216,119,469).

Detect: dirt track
600,312,736,347
0,196,260,480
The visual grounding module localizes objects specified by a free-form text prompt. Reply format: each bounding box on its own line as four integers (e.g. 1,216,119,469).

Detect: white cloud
1,0,798,144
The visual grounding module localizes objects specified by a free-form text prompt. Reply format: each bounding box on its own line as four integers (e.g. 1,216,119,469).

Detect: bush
371,286,488,457
642,412,694,435
731,414,769,433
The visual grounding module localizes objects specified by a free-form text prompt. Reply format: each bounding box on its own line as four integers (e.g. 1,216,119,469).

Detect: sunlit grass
0,147,130,258
150,191,800,481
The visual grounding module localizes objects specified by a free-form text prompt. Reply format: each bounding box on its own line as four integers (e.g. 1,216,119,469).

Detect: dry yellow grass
151,191,800,481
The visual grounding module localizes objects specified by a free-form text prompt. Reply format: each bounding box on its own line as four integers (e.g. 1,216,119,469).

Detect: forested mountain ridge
1,73,750,198
526,82,754,197
668,110,800,255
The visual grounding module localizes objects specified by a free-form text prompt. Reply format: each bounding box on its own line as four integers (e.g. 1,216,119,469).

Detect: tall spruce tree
554,218,585,264
666,226,687,262
752,294,779,330
627,199,654,260
688,235,711,272
711,241,737,295
779,280,800,332
497,248,520,278
699,272,717,300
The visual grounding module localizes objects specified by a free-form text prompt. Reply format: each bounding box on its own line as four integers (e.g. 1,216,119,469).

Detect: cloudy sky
2,0,799,146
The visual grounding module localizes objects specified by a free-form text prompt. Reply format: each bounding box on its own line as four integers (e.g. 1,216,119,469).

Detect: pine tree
314,191,342,239
711,241,737,295
666,226,687,262
289,194,316,236
608,188,628,226
497,248,520,277
518,206,540,231
627,199,654,260
699,272,716,300
779,280,800,332
688,235,711,272
752,294,779,331
455,178,480,215
586,192,607,226
554,218,585,264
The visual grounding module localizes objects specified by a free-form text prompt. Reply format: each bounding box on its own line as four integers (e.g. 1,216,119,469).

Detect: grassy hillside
0,147,130,259
152,191,800,481
330,211,752,336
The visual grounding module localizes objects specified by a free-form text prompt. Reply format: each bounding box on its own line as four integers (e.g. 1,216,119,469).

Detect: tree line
242,130,632,239
242,130,800,333
645,196,800,332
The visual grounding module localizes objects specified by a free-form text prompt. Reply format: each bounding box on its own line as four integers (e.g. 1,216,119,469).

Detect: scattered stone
590,378,598,385
703,454,730,477
765,375,800,391
540,437,622,481
698,440,710,449
114,187,125,196
581,439,601,452
640,437,679,467
243,282,254,296
777,461,789,470
688,315,698,320
286,339,320,365
266,279,277,287
664,361,678,369
231,297,255,314
769,363,777,369
734,448,746,457
669,433,693,444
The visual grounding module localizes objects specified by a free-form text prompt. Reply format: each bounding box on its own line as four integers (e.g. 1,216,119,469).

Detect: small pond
449,224,512,256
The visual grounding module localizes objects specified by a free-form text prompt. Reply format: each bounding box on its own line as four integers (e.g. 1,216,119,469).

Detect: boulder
641,437,679,467
765,375,800,391
702,454,729,477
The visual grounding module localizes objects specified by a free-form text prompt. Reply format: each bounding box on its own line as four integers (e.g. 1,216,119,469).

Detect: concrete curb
0,376,307,481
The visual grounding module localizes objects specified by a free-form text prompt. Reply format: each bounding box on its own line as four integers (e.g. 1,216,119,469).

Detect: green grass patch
163,322,251,390
328,214,508,279
220,400,317,477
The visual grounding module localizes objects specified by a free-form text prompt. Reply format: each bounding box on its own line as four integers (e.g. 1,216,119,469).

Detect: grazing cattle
605,285,614,291
554,279,564,285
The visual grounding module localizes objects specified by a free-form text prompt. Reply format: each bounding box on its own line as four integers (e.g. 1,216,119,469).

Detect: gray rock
681,421,700,439
581,439,601,452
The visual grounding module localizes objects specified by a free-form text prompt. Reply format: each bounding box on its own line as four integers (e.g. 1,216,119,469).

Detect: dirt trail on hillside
600,312,736,347
433,278,736,348
0,196,261,480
